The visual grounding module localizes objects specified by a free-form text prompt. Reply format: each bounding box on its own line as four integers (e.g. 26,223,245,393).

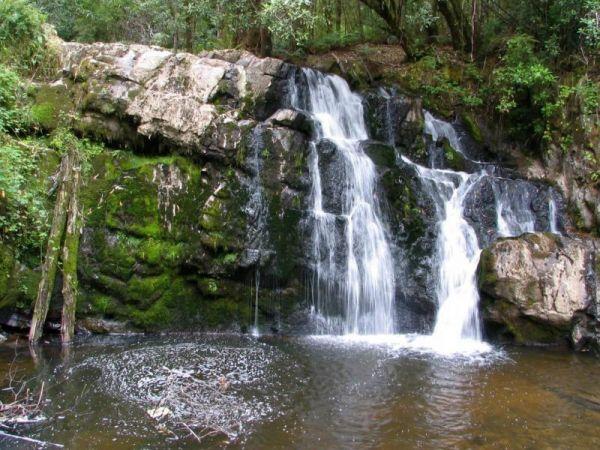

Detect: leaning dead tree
29,147,83,344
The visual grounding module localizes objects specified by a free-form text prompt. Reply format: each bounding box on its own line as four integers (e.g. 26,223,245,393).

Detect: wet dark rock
267,109,313,135
316,139,347,215
377,156,440,332
0,312,30,330
363,88,426,164
77,318,133,334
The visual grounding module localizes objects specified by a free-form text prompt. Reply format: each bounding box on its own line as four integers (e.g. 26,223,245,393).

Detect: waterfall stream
286,69,563,352
245,125,268,337
291,69,396,335
415,112,560,351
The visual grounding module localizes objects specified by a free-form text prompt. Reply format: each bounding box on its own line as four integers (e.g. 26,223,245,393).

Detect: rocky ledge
479,232,600,353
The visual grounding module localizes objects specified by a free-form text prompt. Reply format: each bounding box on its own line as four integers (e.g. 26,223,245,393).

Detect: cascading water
291,69,396,335
492,182,536,238
286,72,563,353
410,161,485,346
549,194,560,235
412,112,562,351
244,125,268,337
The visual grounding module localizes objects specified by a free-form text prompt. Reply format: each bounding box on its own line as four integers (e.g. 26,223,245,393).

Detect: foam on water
305,334,496,360
72,338,296,441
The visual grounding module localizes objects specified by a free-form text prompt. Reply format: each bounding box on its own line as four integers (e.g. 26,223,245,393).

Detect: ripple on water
70,337,300,442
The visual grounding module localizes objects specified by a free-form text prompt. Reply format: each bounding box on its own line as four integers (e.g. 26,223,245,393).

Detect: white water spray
292,69,396,335
549,195,560,235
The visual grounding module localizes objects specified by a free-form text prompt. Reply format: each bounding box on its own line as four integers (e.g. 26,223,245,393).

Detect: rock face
57,42,293,151
0,41,312,333
3,40,596,346
479,233,600,352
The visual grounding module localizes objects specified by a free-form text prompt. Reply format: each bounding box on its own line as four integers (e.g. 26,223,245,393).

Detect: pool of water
1,334,599,449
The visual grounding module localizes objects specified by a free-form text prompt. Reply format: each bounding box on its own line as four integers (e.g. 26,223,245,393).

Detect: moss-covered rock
441,138,468,172
479,233,600,351
31,82,74,130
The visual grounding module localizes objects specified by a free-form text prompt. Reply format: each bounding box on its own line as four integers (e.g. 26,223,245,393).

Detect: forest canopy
27,0,599,63
0,0,598,152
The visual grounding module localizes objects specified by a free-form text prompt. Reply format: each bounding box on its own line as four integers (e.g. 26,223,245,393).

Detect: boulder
55,42,290,152
77,318,133,334
479,232,600,352
266,109,312,134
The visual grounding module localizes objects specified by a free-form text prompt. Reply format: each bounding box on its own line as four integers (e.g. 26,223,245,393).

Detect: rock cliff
479,233,599,352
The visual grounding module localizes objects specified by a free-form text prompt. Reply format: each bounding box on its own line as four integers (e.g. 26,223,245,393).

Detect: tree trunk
29,154,71,343
233,0,272,57
60,155,82,344
437,0,464,51
183,0,196,52
359,0,415,60
470,0,478,60
335,0,342,33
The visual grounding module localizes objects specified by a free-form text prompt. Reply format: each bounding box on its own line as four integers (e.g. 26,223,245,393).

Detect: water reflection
0,335,598,449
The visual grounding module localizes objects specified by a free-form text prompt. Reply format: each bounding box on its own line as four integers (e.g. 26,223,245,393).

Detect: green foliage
48,127,105,173
260,0,318,49
580,0,600,54
0,65,31,133
0,137,52,257
492,36,557,144
0,0,47,71
394,52,483,114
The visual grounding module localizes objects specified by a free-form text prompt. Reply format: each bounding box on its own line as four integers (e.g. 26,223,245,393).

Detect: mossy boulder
479,233,600,352
31,82,74,130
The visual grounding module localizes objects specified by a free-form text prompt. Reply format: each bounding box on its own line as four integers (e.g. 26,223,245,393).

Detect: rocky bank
0,40,598,353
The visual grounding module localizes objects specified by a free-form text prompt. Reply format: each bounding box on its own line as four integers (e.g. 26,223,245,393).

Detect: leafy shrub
0,138,51,257
492,35,557,145
0,0,47,71
260,0,319,50
0,65,31,133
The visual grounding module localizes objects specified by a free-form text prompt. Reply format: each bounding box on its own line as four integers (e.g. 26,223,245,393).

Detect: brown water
0,334,599,449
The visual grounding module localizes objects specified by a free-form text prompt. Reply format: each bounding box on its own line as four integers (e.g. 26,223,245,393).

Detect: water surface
1,334,599,449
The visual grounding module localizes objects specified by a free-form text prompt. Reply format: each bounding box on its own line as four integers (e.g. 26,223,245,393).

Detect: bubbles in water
72,338,296,442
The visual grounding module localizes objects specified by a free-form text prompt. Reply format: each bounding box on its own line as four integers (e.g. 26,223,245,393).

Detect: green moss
31,84,73,130
442,139,467,172
203,297,250,329
363,142,396,168
127,274,171,306
90,294,114,315
126,277,199,330
221,252,238,266
137,238,185,267
461,112,484,143
129,296,172,329
198,278,220,296
478,249,498,288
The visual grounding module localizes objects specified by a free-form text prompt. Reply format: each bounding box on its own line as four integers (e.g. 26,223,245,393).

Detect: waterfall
244,125,268,337
549,194,560,235
492,182,536,238
291,68,396,335
415,112,563,350
402,148,485,347
251,269,260,337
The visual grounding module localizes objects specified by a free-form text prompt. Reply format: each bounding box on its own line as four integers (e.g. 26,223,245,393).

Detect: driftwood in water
29,149,83,344
29,153,72,343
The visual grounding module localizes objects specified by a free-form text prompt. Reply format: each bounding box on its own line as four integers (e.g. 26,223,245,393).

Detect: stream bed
0,334,599,449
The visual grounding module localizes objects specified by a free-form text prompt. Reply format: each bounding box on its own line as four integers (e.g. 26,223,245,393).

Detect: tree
358,0,414,58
